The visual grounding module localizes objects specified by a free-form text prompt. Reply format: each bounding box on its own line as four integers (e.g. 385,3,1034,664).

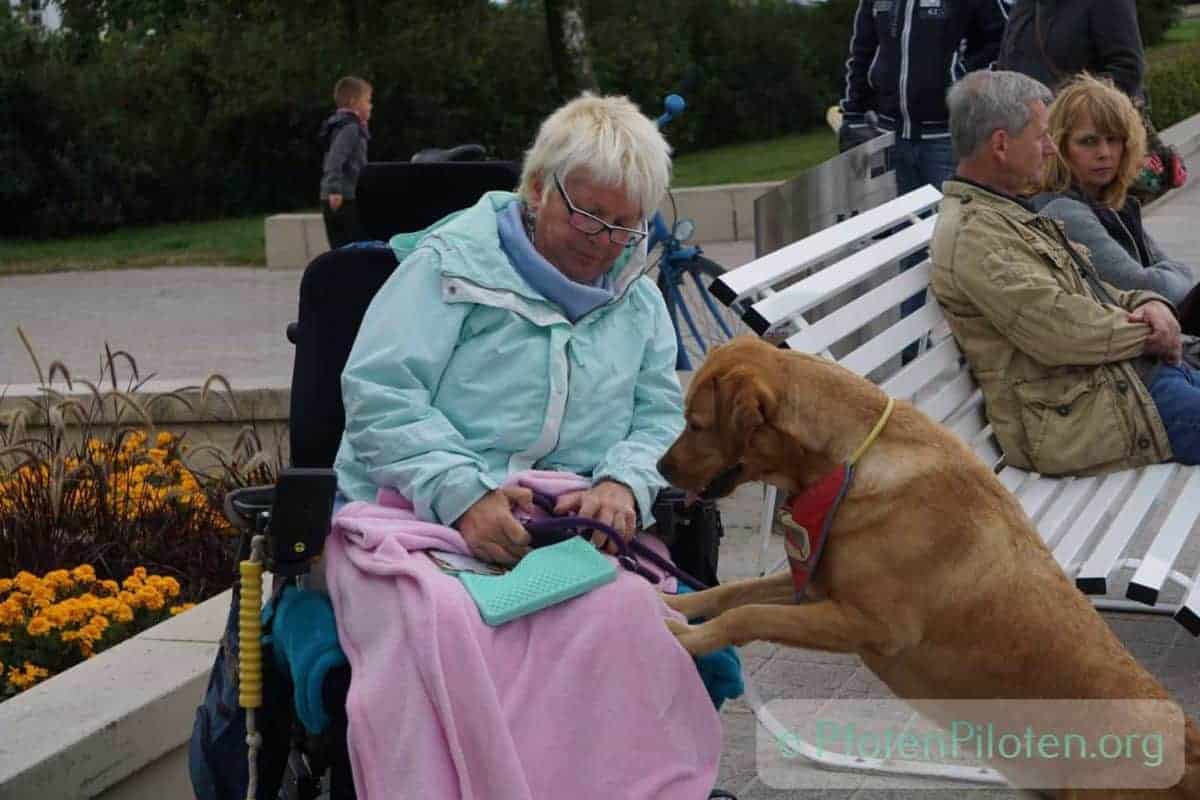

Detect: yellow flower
0,578,12,595
29,586,56,609
71,565,97,583
6,662,50,690
155,431,174,448
14,572,38,593
100,580,119,595
122,574,143,591
44,569,73,590
114,603,134,623
169,603,195,616
26,616,52,637
89,615,110,632
137,587,165,612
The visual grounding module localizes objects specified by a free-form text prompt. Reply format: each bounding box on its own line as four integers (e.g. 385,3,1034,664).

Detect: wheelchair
188,159,733,800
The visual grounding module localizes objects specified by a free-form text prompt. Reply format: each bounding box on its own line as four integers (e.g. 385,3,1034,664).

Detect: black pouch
652,488,724,588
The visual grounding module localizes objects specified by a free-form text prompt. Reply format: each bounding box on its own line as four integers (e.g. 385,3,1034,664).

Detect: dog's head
657,339,780,499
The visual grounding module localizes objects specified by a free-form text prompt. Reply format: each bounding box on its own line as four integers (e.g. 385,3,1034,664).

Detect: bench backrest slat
749,218,937,328
839,301,945,377
713,184,942,301
879,335,961,400
787,261,935,356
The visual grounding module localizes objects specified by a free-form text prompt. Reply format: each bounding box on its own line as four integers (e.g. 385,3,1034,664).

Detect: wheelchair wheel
278,747,324,800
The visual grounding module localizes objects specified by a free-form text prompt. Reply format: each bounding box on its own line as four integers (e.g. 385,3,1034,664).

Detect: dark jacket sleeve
320,124,359,198
1089,0,1145,98
839,0,879,119
964,0,1009,71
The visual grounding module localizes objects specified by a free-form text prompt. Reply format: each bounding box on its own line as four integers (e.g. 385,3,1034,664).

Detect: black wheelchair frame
196,160,730,800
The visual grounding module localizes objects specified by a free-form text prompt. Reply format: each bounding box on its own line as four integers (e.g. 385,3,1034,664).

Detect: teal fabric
675,583,744,710
265,587,348,735
496,201,613,322
336,191,683,527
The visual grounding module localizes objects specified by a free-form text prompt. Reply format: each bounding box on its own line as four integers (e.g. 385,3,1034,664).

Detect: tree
544,0,597,100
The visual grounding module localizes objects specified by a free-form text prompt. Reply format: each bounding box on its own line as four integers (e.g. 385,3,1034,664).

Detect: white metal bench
714,185,1200,637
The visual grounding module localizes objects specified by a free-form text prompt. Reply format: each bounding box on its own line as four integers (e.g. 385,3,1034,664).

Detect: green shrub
1147,46,1200,130
1138,0,1185,48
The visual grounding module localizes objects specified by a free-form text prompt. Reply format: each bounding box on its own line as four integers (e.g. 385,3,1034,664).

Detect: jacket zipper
898,0,916,138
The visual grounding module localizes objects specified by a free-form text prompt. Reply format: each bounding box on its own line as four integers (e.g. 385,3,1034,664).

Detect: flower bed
0,564,194,697
1,336,280,701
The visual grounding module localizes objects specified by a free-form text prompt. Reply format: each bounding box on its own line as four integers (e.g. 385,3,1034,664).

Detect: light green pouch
459,537,617,626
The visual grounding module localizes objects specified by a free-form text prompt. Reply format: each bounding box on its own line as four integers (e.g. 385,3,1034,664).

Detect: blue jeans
1148,363,1200,465
893,136,956,361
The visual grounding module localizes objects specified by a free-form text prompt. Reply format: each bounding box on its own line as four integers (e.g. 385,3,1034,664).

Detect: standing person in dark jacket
838,0,1008,360
839,0,1009,195
319,76,372,249
997,0,1145,100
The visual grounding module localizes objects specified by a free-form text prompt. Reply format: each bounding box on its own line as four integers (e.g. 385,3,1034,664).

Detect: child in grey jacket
319,76,372,249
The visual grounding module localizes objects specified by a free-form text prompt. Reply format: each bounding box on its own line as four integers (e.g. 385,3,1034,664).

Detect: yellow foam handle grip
238,559,263,709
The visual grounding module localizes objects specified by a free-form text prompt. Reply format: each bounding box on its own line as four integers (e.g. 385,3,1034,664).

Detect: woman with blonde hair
1034,74,1199,332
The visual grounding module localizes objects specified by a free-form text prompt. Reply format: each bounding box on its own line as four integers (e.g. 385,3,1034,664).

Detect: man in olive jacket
930,70,1200,476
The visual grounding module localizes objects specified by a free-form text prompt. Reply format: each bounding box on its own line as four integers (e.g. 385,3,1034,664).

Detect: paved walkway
2,186,1199,796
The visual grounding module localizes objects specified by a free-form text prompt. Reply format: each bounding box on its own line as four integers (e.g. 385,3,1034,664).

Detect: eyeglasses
553,172,647,248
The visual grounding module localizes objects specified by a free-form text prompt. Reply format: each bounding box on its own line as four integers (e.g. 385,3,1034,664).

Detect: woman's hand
555,480,638,553
455,486,534,565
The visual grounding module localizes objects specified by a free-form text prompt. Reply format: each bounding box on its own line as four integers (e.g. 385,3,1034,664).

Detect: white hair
948,70,1054,161
518,93,672,217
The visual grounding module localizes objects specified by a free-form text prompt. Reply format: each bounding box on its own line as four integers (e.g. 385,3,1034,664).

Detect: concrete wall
0,592,228,799
265,180,782,269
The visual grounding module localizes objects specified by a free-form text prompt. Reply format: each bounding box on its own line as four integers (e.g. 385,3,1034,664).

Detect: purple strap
523,489,708,591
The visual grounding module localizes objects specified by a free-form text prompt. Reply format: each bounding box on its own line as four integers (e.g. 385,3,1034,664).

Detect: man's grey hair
948,70,1054,161
518,93,671,218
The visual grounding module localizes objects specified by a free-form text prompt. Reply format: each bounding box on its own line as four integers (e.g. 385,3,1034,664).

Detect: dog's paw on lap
664,616,727,656
662,590,709,619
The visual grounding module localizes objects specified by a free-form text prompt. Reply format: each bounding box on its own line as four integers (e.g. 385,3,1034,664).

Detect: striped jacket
839,0,1009,141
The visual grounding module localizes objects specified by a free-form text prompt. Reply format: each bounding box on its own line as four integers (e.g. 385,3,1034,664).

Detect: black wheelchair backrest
288,161,521,468
355,160,520,242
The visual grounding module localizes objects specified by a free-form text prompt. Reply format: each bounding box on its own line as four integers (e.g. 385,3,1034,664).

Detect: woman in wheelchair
322,94,724,798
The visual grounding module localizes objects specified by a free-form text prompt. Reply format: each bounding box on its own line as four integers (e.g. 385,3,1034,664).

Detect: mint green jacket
333,192,684,527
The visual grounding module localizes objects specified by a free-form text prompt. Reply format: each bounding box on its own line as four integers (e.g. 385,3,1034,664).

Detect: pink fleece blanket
324,470,722,799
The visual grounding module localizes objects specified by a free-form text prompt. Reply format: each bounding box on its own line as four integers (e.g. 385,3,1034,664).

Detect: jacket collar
942,177,1040,223
420,191,650,314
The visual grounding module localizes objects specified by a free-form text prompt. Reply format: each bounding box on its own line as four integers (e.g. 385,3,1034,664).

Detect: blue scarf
497,202,613,323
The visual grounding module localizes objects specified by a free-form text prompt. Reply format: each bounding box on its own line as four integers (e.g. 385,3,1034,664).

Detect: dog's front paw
664,617,728,657
662,590,709,620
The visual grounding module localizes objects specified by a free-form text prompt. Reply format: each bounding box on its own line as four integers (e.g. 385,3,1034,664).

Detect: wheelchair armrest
224,484,277,531
268,468,338,576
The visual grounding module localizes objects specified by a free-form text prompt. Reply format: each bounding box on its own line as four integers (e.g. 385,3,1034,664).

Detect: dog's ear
720,365,777,444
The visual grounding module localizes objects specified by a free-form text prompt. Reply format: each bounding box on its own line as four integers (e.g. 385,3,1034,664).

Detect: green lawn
0,216,266,275
672,127,838,188
1161,18,1200,46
